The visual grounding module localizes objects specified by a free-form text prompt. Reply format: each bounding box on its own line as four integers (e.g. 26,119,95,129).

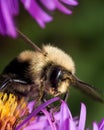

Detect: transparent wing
71,75,104,103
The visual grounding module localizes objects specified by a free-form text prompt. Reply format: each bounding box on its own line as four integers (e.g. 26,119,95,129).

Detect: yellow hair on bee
43,45,75,74
17,45,75,85
18,50,35,62
29,45,75,84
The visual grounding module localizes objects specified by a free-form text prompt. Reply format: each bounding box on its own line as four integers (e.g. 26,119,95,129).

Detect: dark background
0,0,104,128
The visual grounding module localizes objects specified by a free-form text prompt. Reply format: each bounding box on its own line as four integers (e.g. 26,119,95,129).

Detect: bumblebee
0,29,103,103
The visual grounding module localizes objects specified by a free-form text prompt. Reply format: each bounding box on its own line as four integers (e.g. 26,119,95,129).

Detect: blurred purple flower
15,97,103,130
0,0,78,37
0,0,19,37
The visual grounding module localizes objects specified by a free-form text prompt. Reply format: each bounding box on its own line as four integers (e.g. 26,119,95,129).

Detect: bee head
41,45,75,96
44,65,72,96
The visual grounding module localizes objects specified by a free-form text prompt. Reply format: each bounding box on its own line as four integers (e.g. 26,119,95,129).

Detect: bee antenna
16,28,46,56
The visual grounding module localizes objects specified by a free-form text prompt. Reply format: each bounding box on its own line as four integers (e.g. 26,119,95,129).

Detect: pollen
0,92,29,130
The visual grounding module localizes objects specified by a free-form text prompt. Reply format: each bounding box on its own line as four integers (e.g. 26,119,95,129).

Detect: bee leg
63,91,69,102
48,92,69,122
32,79,45,110
50,92,69,122
49,99,61,122
14,80,45,128
0,78,27,90
14,89,45,128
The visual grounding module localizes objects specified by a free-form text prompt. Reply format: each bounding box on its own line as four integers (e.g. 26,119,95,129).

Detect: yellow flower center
0,92,29,130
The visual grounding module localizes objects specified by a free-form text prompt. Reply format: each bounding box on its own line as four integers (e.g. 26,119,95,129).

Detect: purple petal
21,0,53,28
0,0,16,37
59,100,73,130
40,0,56,10
23,116,48,130
69,119,76,130
0,5,6,35
93,122,98,130
42,109,57,130
15,97,60,130
98,118,104,130
77,103,86,130
61,0,78,6
54,0,72,14
6,0,19,15
28,101,36,113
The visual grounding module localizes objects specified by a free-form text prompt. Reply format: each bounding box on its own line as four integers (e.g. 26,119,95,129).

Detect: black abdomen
2,58,32,83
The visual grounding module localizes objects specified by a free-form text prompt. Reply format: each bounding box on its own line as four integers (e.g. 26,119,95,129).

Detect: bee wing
0,75,9,90
0,74,27,91
0,74,40,101
71,75,104,103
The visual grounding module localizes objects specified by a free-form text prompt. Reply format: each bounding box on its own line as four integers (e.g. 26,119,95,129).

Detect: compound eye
49,67,62,89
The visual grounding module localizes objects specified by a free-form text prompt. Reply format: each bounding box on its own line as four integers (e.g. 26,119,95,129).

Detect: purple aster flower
0,0,78,37
15,98,104,130
0,92,103,130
